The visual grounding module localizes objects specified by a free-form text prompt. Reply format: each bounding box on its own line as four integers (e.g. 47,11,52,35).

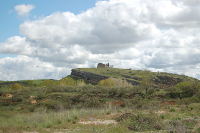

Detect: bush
167,92,182,99
169,108,176,112
120,113,162,131
110,78,133,88
176,82,197,97
9,83,24,90
57,77,76,86
123,94,143,108
98,78,133,88
164,118,198,132
97,78,114,87
0,100,10,106
176,97,199,105
147,88,155,95
165,86,179,92
27,80,34,87
76,79,86,87
39,80,55,87
44,100,64,111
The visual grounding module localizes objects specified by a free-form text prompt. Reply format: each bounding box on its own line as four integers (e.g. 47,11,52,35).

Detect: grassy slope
0,79,56,88
75,67,198,82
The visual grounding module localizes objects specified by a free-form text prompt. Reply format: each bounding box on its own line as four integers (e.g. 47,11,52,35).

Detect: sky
1,0,200,81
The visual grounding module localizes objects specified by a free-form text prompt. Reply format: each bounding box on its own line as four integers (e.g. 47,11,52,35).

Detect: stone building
97,63,109,68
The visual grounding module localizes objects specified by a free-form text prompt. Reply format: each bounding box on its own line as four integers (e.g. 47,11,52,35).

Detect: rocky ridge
70,68,198,88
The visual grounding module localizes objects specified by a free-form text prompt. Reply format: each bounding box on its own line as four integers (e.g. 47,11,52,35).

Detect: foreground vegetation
1,68,200,132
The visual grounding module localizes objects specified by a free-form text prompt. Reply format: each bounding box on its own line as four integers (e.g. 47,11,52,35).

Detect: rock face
154,76,183,86
71,69,141,85
71,69,109,84
70,69,197,87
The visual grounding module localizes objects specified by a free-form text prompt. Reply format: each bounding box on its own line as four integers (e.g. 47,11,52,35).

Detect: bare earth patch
78,119,117,125
155,109,168,114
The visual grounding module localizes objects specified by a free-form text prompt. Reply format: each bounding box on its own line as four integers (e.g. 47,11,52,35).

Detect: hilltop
0,68,198,88
69,68,199,88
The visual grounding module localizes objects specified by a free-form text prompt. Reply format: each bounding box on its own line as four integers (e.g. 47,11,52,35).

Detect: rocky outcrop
71,69,109,84
125,79,140,86
153,76,183,86
121,75,142,81
70,69,197,88
71,69,141,85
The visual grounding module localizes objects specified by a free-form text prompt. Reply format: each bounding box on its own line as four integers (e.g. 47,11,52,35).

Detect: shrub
97,78,114,87
169,108,176,112
176,81,197,97
121,113,162,131
0,100,10,106
147,88,155,95
78,95,102,108
98,78,133,88
165,86,179,92
167,92,182,99
176,97,199,105
44,100,64,111
123,94,143,108
140,70,153,94
9,83,24,90
108,87,118,96
57,77,76,86
0,90,3,96
39,80,55,87
76,79,86,87
110,78,133,88
27,80,34,87
164,118,198,133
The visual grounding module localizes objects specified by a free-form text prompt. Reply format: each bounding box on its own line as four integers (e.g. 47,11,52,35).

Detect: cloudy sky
1,0,200,81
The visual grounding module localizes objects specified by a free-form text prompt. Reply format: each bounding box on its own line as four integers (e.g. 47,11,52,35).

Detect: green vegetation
1,68,200,132
75,68,198,82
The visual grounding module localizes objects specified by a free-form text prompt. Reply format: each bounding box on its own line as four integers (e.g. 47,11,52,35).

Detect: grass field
1,103,200,133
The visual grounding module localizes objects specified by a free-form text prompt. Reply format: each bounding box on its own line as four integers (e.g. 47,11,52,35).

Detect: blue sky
1,0,200,81
0,0,96,42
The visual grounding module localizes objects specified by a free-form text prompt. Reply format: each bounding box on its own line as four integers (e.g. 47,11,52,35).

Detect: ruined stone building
97,63,109,68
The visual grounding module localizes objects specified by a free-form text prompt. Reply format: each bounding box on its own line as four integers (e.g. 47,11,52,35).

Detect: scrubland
1,69,200,133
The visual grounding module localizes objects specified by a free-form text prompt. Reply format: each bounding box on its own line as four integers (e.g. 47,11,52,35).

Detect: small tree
111,78,133,88
9,83,24,90
76,79,86,87
57,77,76,86
140,70,152,94
98,78,132,87
27,80,34,87
97,78,114,87
176,81,197,97
39,80,55,87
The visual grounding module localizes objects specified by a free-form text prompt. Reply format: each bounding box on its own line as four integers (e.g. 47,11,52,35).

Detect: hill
1,68,200,132
0,79,56,88
70,68,199,88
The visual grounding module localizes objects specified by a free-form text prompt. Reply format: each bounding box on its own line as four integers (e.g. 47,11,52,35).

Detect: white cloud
0,36,34,55
0,56,71,81
14,4,35,16
1,0,200,80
